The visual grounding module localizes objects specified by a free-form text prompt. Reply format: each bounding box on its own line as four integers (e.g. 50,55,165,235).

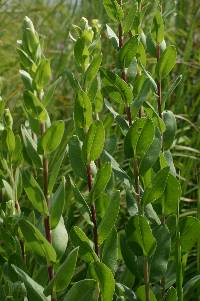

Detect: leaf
89,261,115,301
44,247,79,295
41,120,65,154
103,0,123,22
22,170,48,215
6,128,15,152
91,162,112,201
2,180,14,201
118,37,139,68
116,282,138,300
156,46,177,79
43,77,62,107
84,54,102,89
180,217,200,253
151,11,164,44
166,287,177,301
70,178,91,219
12,265,50,301
50,177,65,229
21,125,42,168
23,90,47,121
98,190,120,245
164,174,181,215
136,285,157,301
35,58,51,89
74,90,92,129
139,135,161,175
83,120,105,162
102,227,118,273
163,110,177,150
63,279,98,301
142,167,170,205
74,37,89,70
68,135,86,180
70,226,99,263
126,215,157,257
51,217,68,258
106,24,119,49
19,219,56,263
151,224,171,280
124,118,155,159
100,68,133,104
183,275,200,298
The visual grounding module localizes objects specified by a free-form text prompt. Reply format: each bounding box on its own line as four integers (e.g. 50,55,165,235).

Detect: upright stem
176,201,183,301
156,45,162,119
41,123,56,301
144,257,150,301
87,164,99,256
118,0,132,126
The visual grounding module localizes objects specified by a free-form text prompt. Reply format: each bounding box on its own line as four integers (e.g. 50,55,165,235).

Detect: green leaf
22,170,48,215
156,46,177,79
98,190,120,245
70,226,99,263
35,59,51,90
74,90,92,129
89,261,115,301
166,287,177,301
44,247,79,295
21,125,42,168
41,120,65,154
51,217,68,258
103,0,123,22
139,135,161,175
100,68,133,104
84,54,102,89
180,217,200,253
2,180,14,201
120,232,139,275
102,227,118,273
151,224,171,280
106,24,119,49
118,37,139,68
163,110,177,150
68,135,86,180
116,282,138,300
136,285,157,301
12,265,50,301
19,219,56,263
151,11,164,44
70,178,91,220
124,118,155,159
83,120,105,162
142,167,170,205
91,162,112,201
50,177,65,229
164,174,181,215
74,37,89,70
183,275,200,299
63,279,98,301
6,128,15,152
126,215,157,257
43,77,62,107
23,90,47,121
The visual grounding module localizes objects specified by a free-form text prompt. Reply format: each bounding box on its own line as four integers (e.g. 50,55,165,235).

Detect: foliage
0,1,200,301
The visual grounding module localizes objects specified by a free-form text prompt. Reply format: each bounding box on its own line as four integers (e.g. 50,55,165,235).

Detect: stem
118,0,132,126
144,257,150,301
176,199,183,301
156,45,162,119
133,159,141,213
41,123,56,301
87,164,99,256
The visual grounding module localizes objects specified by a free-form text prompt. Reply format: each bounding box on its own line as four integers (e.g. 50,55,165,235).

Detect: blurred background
0,0,199,258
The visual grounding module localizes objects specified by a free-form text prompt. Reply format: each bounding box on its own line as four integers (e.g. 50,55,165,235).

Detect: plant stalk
144,256,150,301
156,45,162,119
41,122,56,301
176,197,183,301
87,164,99,256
